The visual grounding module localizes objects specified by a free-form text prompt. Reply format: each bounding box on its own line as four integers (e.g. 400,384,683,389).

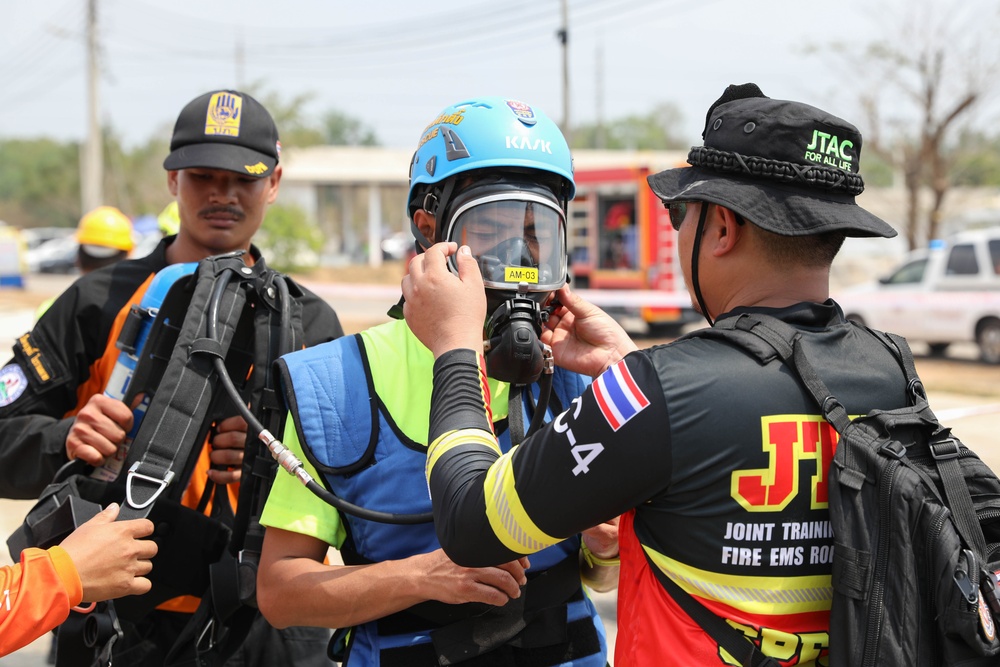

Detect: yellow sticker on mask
504,267,538,283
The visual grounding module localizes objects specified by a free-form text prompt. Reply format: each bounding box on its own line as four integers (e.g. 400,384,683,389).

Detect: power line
0,0,85,92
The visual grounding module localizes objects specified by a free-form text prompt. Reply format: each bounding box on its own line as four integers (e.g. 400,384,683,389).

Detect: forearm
0,547,81,657
259,530,442,630
427,350,523,566
579,546,620,594
261,557,438,629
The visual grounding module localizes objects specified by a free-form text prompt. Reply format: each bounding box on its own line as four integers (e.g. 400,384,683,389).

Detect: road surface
1,272,997,666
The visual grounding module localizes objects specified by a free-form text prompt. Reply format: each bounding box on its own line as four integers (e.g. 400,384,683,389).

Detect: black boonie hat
163,90,280,178
647,83,896,238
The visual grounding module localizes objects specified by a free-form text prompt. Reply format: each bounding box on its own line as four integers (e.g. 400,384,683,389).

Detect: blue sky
1,0,997,150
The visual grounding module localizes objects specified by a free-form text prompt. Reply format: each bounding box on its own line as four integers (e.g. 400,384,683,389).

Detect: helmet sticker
205,92,243,137
506,100,537,126
0,363,28,407
423,108,467,131
441,127,470,161
418,127,439,150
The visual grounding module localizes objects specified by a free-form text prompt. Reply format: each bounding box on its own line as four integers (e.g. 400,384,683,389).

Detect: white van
836,227,1000,363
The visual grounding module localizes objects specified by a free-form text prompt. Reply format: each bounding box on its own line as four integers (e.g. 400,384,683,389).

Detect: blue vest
279,327,608,666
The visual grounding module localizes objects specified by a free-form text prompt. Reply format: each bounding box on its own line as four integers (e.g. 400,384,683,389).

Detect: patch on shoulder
0,363,29,407
16,332,56,386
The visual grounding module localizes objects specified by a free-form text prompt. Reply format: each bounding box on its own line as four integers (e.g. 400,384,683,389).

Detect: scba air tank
91,262,197,481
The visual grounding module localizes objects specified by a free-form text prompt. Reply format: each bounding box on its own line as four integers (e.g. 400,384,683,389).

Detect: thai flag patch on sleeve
592,360,650,431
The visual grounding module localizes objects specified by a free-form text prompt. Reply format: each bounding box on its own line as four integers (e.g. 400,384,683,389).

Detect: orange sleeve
0,547,83,658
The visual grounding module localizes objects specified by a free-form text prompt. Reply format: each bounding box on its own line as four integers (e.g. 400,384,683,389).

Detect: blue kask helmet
407,97,575,294
408,97,575,227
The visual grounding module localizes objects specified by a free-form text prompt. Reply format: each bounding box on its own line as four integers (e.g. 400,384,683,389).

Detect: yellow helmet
77,206,134,252
157,201,180,236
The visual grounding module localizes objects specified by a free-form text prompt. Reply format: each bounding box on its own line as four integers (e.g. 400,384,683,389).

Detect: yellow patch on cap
244,162,268,175
205,92,243,137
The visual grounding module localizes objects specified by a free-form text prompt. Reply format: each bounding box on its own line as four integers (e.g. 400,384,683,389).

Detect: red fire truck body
568,153,701,334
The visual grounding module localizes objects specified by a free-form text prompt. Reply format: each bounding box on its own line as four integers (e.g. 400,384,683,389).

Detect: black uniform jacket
0,238,343,499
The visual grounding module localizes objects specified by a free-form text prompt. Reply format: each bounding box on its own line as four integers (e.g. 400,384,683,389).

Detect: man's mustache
199,205,245,220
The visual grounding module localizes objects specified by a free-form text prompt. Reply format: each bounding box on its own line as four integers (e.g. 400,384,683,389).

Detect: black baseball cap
647,83,896,238
163,90,280,178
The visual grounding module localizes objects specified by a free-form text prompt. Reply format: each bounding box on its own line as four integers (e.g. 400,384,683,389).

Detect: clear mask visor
445,192,567,292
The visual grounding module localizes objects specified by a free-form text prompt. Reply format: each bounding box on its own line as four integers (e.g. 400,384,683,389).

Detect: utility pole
81,0,103,214
596,38,605,149
557,0,571,146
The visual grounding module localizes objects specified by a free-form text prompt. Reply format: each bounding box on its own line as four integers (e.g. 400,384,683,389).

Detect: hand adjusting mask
441,178,568,385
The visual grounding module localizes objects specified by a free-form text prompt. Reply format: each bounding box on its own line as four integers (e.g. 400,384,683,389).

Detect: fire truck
568,150,703,335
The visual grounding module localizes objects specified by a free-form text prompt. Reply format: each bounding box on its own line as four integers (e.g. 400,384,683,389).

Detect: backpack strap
231,270,306,596
714,314,991,561
117,254,253,521
712,313,853,432
639,548,780,667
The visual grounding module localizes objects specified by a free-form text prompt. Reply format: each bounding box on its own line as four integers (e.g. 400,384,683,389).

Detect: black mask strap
508,385,526,447
690,203,713,327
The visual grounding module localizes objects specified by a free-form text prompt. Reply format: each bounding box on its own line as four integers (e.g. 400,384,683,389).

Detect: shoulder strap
231,270,306,594
640,548,780,667
703,314,853,431
713,314,990,560
117,253,254,521
232,269,305,533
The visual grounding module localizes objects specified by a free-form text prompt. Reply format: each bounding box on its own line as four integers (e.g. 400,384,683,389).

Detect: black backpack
654,312,1000,666
8,252,308,667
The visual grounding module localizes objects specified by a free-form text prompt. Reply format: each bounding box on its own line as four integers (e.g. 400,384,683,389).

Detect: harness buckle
930,437,961,461
125,462,175,510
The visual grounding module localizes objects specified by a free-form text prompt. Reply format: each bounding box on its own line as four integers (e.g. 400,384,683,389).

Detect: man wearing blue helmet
256,97,616,667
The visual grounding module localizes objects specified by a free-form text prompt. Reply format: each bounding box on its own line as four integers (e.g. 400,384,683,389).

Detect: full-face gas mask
439,176,568,385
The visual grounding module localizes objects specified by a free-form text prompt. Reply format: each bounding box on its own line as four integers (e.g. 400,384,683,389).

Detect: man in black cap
0,90,341,665
399,84,905,665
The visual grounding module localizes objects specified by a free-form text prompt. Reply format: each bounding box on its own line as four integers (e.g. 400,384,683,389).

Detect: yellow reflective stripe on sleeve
643,545,833,615
426,429,502,480
483,450,559,554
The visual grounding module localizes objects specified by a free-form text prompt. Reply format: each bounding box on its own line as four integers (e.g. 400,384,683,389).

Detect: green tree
817,1,1000,249
104,126,173,218
322,110,379,146
952,131,1000,187
0,139,81,228
250,86,379,148
859,152,895,189
252,89,326,148
256,203,324,273
572,103,686,150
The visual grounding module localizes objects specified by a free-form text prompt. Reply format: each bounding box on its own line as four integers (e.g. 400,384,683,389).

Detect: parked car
381,231,415,261
21,227,74,251
836,227,1000,363
26,234,79,274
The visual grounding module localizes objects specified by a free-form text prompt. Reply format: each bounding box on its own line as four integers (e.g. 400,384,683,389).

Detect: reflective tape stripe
426,429,501,479
484,451,559,554
644,545,833,615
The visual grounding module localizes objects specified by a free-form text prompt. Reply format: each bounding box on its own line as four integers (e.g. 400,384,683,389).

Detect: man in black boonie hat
647,82,896,324
397,84,915,664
